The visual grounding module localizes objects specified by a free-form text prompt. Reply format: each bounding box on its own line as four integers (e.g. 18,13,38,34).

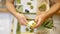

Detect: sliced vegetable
27,21,36,28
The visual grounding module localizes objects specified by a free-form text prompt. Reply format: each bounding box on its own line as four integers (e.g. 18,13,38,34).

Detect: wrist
42,12,50,20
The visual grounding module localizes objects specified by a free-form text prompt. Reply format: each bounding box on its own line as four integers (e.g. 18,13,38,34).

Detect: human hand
35,14,46,28
17,13,28,25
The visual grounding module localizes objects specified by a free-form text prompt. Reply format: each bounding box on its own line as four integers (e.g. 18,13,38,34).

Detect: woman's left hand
35,14,46,28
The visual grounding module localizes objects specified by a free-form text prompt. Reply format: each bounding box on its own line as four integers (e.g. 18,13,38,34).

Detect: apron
15,0,53,34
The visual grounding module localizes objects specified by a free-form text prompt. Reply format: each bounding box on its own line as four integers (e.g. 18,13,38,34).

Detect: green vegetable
30,6,34,9
45,19,53,29
27,2,31,5
42,20,50,26
38,19,53,29
45,20,53,27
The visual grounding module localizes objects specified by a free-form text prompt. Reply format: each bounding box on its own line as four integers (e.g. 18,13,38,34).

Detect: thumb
35,17,39,23
35,18,41,28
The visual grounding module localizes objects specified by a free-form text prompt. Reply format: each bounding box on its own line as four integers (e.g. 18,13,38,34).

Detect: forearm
57,10,60,14
44,3,60,18
6,1,20,19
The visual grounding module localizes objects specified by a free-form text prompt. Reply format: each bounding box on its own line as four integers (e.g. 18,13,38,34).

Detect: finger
23,19,28,25
35,17,39,22
23,14,27,19
23,16,28,22
20,19,25,25
19,18,27,25
22,19,27,25
35,18,41,28
19,18,26,25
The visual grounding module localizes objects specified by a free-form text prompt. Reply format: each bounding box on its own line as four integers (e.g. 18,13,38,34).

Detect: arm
57,10,60,14
6,1,27,25
6,1,20,19
44,3,60,19
35,3,60,28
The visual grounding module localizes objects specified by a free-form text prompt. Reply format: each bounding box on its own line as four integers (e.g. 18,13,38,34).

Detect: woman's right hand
17,13,28,25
